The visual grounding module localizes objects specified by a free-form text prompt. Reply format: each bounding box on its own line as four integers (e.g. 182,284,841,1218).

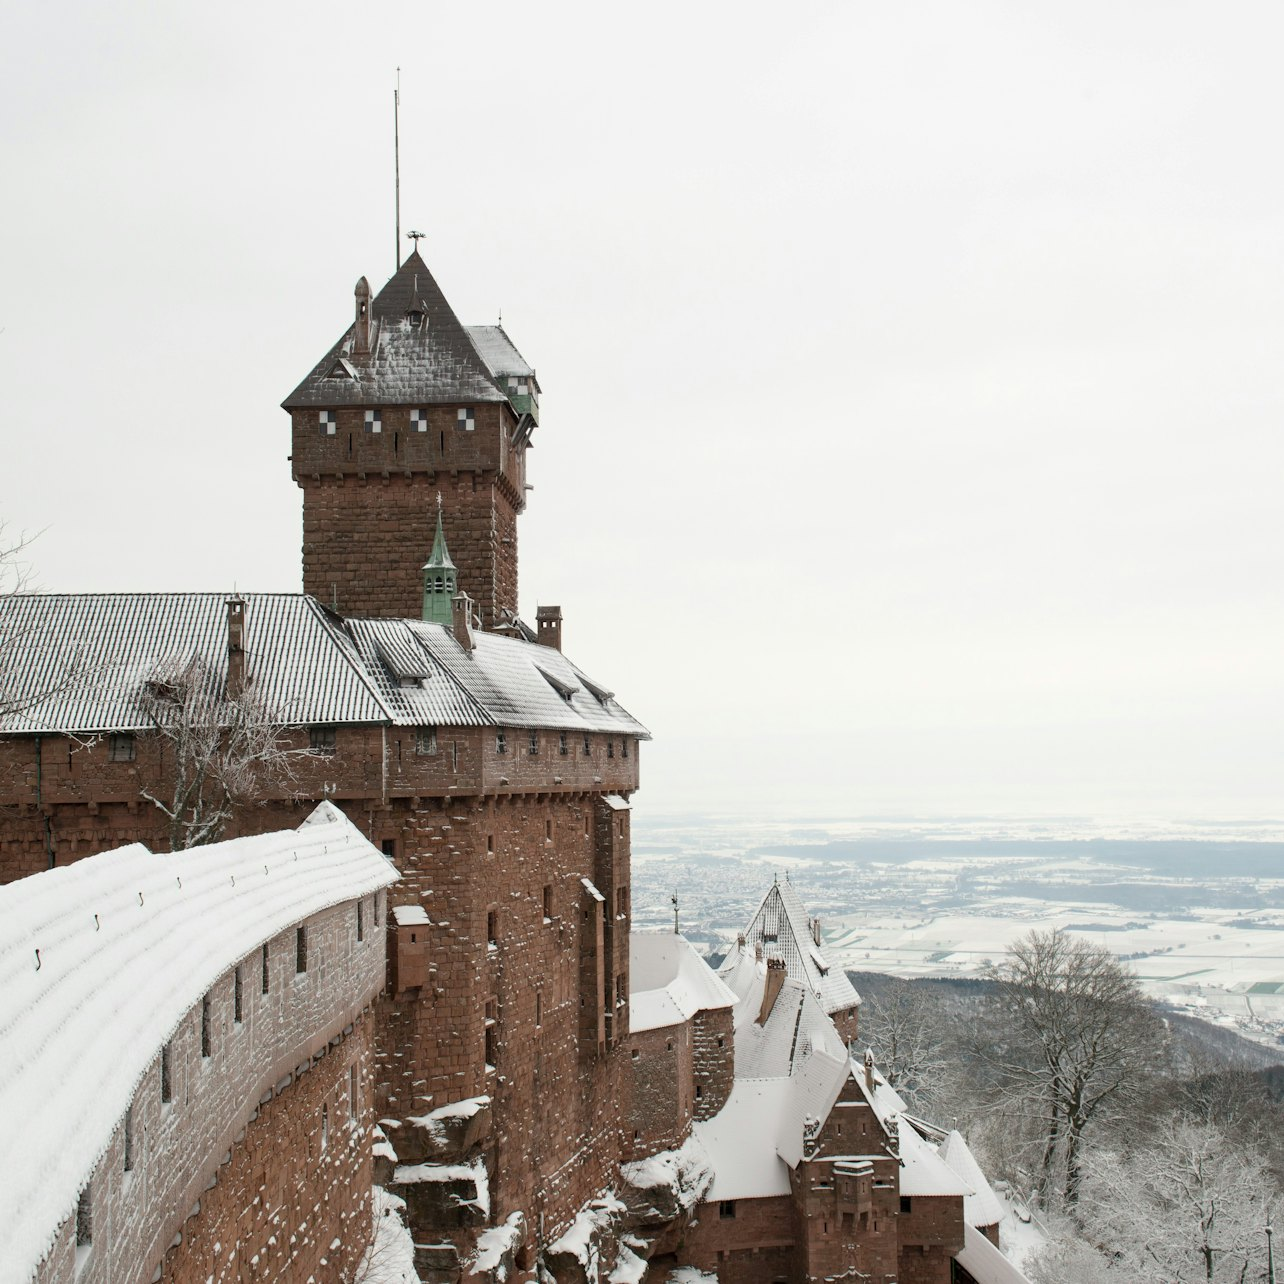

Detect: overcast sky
3,2,1281,823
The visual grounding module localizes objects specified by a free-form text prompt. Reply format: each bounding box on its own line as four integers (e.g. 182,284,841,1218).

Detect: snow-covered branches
983,929,1165,1208
862,977,956,1114
140,656,311,850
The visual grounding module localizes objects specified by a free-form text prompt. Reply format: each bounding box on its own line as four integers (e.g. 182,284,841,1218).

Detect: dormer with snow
284,248,539,627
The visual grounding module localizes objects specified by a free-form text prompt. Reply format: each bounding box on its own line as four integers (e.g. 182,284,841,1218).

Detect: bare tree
140,656,310,851
862,978,955,1114
983,929,1165,1208
1082,1116,1275,1283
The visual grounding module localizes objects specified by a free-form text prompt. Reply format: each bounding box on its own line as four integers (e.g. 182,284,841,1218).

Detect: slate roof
0,593,386,733
0,594,649,740
345,618,649,735
741,879,862,1017
284,250,516,410
0,802,398,1284
630,932,736,1034
466,325,537,384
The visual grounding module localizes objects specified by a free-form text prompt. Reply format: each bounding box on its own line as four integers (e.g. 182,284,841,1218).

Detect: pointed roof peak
423,499,455,571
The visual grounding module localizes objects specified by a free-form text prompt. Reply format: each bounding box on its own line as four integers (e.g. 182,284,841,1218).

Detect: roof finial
436,491,442,512
671,892,680,935
407,229,426,251
498,306,503,326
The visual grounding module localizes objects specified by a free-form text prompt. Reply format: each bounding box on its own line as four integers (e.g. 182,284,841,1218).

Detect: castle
0,247,1026,1283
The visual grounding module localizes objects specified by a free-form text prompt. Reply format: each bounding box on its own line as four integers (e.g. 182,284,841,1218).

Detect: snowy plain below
632,814,1284,1048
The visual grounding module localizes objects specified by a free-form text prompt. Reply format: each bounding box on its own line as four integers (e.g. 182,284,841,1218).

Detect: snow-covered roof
347,618,649,736
691,1080,793,1201
739,879,861,1017
0,592,386,734
0,802,398,1284
0,595,649,740
954,1223,1034,1284
629,932,737,1033
897,1123,974,1199
283,251,510,410
939,1130,1005,1228
466,324,537,383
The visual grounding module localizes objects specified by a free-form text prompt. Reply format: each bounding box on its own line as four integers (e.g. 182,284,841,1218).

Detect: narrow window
900,1196,912,1214
161,1043,172,1103
622,739,630,759
109,733,136,762
487,909,497,946
719,1201,736,1220
607,739,614,759
696,1084,704,1099
76,1183,93,1246
261,942,270,994
558,732,568,756
123,1107,134,1172
543,884,553,920
321,1103,329,1152
496,730,506,755
309,726,336,755
416,726,438,755
234,966,243,1023
582,734,591,755
374,893,381,927
381,838,397,861
487,834,494,854
545,818,552,841
528,729,539,755
201,993,212,1058
535,990,542,1027
350,1065,358,1121
484,999,498,1070
296,926,308,973
357,901,364,942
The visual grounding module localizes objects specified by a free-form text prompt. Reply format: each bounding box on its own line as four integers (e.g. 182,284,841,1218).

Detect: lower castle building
0,242,1028,1282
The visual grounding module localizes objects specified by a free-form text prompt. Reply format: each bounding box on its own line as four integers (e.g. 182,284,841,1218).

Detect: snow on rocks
545,1195,627,1284
619,1134,714,1224
466,1212,526,1282
354,1187,418,1284
403,1095,493,1162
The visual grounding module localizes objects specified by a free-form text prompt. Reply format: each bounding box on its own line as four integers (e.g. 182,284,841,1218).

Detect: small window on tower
319,410,336,435
457,408,475,431
109,734,136,762
496,730,507,755
309,726,336,755
365,409,382,433
607,740,615,759
559,732,568,756
411,408,428,432
528,730,539,756
582,734,592,756
416,726,438,755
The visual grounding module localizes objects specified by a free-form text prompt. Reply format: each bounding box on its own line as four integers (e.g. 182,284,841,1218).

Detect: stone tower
284,249,539,627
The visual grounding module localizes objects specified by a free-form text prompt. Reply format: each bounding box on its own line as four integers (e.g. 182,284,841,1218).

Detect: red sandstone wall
626,1021,693,1157
692,1008,733,1122
679,1196,796,1284
291,403,525,626
33,900,384,1284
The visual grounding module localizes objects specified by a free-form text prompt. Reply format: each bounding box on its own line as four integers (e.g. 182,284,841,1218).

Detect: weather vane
407,230,426,246
671,893,680,935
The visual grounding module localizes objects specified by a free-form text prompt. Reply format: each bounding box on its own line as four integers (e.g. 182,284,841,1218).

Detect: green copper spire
422,495,458,625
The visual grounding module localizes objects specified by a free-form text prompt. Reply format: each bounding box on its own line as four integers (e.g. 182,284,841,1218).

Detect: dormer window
407,305,425,327
457,408,475,431
365,410,382,434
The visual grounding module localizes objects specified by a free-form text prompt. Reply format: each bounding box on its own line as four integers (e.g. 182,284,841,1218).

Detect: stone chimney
353,276,371,358
754,939,763,964
812,916,822,947
452,591,475,654
864,1048,875,1093
756,957,787,1026
536,604,563,652
226,596,246,697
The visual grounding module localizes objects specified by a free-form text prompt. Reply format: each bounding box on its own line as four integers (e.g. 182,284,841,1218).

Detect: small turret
422,499,458,626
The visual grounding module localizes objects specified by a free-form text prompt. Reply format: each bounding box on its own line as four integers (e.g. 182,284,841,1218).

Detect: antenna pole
394,68,402,272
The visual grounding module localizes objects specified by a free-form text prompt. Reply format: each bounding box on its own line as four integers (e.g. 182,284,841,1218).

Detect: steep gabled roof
283,250,508,409
466,325,537,385
741,878,862,1018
